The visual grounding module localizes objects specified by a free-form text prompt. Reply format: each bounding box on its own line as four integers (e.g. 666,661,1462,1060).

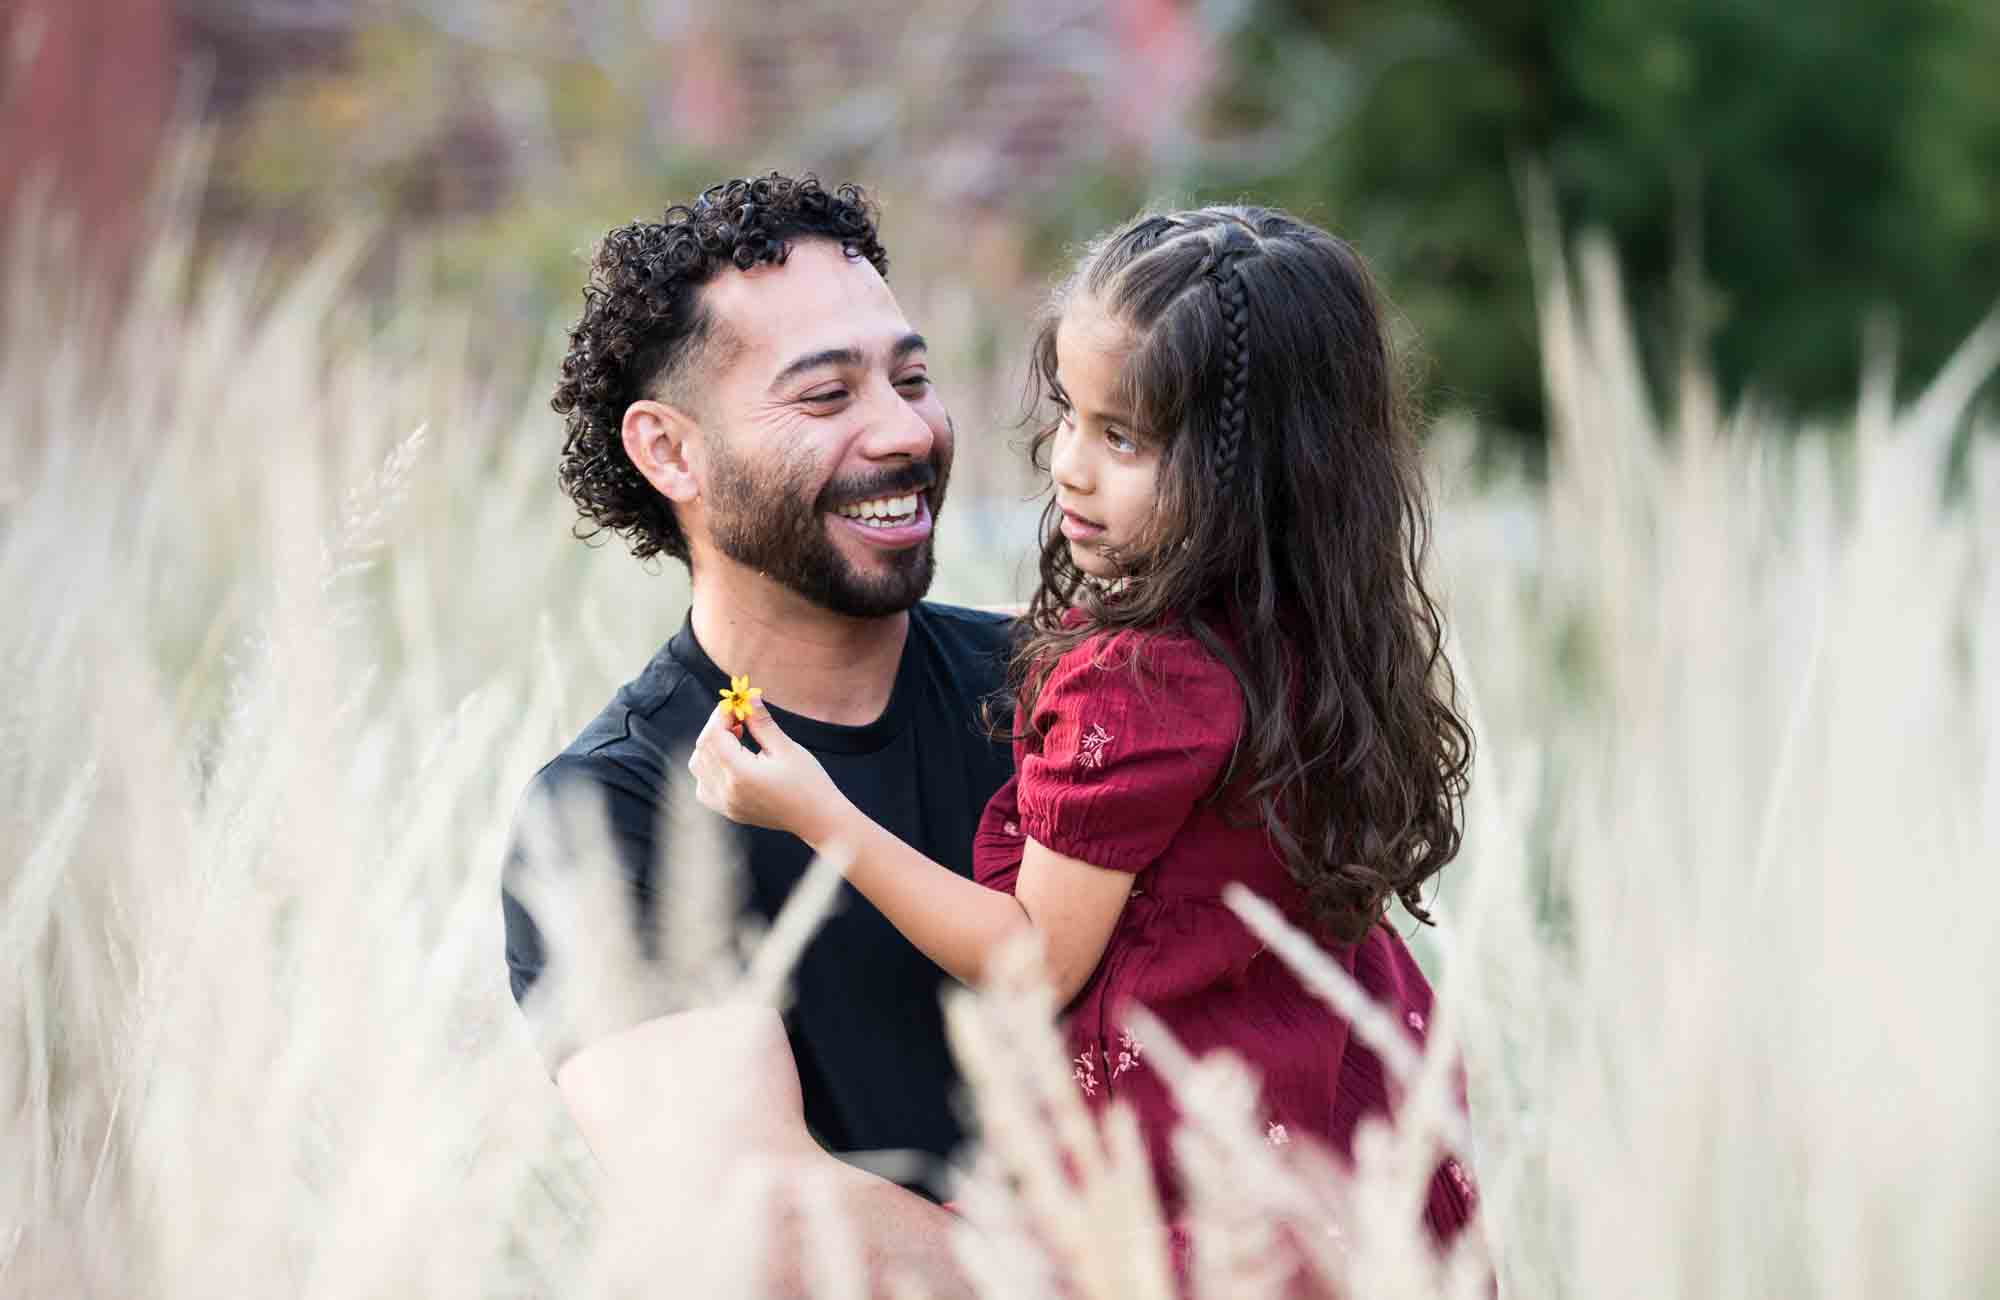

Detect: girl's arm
813,803,1131,1001
688,700,1129,1003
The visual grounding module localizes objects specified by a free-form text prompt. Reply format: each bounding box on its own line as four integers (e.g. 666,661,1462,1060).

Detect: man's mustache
818,460,941,510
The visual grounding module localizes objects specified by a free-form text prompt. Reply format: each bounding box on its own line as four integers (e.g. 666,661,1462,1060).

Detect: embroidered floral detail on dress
1075,724,1114,770
1267,1122,1291,1146
1444,1158,1477,1203
1073,1051,1099,1098
1002,820,1020,836
1406,1009,1426,1033
1110,1029,1145,1079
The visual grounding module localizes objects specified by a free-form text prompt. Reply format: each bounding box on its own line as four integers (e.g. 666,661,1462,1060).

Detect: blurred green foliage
1214,0,2000,440
212,0,2000,448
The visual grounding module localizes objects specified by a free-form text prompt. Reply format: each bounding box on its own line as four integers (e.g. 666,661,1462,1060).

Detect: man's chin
816,537,935,618
869,560,936,614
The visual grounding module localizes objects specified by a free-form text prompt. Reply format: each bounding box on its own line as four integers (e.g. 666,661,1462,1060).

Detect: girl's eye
895,373,932,395
1106,428,1137,453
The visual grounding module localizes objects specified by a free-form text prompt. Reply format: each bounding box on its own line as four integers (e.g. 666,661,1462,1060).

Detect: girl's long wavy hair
1011,206,1472,943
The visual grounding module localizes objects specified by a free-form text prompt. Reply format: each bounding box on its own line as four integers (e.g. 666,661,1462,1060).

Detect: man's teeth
833,493,921,526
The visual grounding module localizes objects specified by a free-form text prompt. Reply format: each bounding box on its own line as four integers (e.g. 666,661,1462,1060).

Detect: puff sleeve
1015,631,1243,874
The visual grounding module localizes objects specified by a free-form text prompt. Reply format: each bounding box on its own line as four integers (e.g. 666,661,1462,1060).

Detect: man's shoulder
909,602,1018,704
911,600,1017,661
906,602,1018,739
549,637,709,774
503,645,704,846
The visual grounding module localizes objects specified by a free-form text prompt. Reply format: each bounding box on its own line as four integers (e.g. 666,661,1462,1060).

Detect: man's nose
857,379,935,460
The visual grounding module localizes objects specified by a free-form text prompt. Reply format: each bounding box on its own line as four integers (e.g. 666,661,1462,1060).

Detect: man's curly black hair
551,173,890,564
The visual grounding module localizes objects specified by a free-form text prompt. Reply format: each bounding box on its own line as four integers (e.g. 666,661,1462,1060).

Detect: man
501,173,1013,1295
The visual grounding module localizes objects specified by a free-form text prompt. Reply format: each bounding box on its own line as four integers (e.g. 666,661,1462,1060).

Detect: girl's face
1048,298,1161,579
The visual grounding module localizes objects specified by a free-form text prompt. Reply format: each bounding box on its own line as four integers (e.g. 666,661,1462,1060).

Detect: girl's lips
1059,508,1105,541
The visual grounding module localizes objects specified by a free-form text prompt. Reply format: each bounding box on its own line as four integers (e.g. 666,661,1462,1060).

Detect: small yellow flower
719,674,762,723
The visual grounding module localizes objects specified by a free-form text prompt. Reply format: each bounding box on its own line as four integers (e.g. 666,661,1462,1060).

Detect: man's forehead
702,239,912,362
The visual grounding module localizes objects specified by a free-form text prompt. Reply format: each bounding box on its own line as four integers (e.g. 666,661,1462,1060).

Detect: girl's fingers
691,701,736,766
690,700,761,813
687,706,734,803
738,697,786,751
686,748,713,805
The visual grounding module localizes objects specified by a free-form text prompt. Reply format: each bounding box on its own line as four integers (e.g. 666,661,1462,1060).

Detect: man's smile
828,493,933,547
832,491,922,527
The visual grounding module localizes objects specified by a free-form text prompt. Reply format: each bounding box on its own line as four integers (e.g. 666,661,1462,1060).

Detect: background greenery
189,0,2000,449
1218,0,2000,437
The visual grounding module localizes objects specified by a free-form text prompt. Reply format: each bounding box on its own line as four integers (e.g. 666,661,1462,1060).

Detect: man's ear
622,399,703,504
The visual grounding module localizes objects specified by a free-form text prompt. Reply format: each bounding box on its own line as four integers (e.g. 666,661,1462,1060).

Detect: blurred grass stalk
3,143,1996,1296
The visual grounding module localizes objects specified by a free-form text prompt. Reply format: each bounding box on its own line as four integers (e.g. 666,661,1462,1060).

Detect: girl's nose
1050,417,1089,493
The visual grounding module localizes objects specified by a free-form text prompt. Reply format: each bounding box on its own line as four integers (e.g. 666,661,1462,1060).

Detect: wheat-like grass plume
5,137,1995,1297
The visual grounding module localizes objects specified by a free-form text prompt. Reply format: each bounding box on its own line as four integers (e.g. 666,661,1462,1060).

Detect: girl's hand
688,697,846,843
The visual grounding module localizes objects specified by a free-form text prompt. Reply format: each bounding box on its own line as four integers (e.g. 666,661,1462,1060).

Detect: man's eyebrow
769,347,863,393
768,334,929,394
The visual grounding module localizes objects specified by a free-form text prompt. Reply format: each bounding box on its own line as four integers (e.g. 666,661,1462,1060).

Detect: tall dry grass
3,159,1995,1297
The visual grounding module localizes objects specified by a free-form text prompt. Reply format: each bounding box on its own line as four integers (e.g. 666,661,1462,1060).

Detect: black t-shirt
501,602,1014,1191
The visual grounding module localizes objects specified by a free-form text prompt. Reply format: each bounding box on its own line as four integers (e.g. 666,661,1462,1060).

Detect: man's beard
705,436,950,618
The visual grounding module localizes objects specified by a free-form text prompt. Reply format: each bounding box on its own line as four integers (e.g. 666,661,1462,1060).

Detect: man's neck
687,559,911,728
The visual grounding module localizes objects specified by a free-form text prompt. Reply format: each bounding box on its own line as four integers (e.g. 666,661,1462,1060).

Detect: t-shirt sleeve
1015,632,1243,874
500,752,667,1072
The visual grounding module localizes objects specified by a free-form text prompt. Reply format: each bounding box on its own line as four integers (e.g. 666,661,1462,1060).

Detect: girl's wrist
797,792,861,854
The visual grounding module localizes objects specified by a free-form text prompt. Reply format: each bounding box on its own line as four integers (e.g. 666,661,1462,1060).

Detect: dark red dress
972,625,1478,1244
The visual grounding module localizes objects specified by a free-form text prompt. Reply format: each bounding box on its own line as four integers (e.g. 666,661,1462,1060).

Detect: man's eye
802,388,849,405
896,373,931,394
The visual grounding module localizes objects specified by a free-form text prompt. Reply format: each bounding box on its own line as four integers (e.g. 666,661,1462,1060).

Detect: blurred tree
187,0,1998,447
202,0,1217,328
1213,0,2000,442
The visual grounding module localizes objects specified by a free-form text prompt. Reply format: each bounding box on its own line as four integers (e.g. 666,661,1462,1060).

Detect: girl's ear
622,399,703,504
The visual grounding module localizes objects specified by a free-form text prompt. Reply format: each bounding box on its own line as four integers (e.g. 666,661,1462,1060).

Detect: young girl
690,206,1477,1244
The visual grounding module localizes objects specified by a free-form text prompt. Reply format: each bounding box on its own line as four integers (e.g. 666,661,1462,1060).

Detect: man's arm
505,762,974,1297
554,1004,975,1299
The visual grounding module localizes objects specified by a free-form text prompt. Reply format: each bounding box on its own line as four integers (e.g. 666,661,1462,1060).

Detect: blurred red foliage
1,0,177,272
